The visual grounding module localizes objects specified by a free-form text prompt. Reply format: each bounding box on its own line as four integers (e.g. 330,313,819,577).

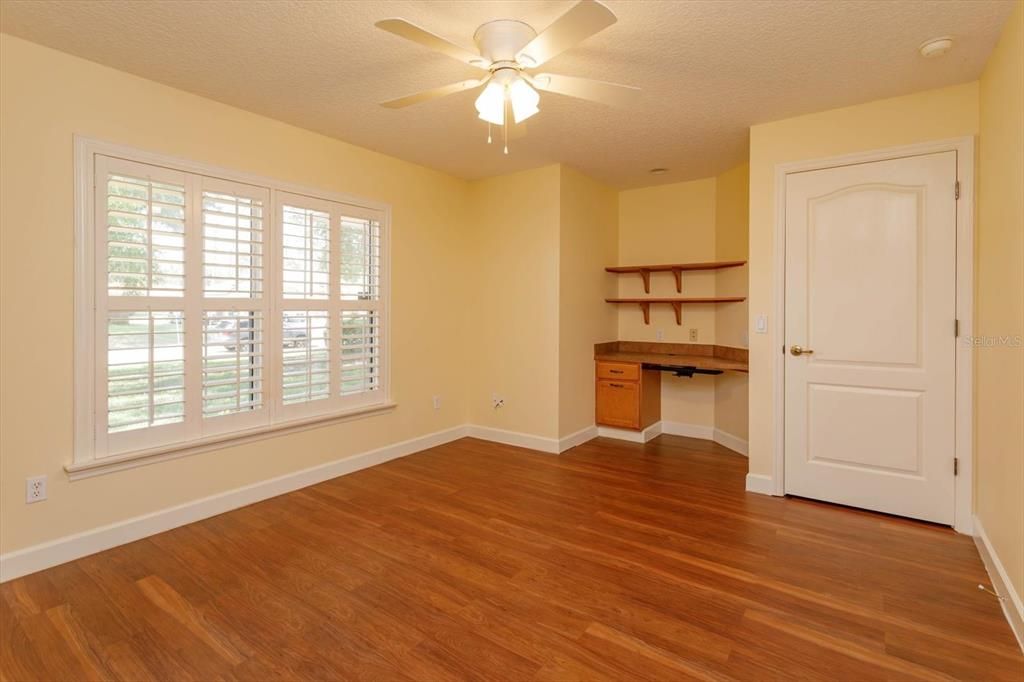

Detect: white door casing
783,151,958,524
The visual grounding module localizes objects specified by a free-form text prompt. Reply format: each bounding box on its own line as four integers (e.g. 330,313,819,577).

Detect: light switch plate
755,314,768,334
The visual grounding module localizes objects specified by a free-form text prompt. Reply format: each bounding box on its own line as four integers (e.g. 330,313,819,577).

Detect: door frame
771,136,975,533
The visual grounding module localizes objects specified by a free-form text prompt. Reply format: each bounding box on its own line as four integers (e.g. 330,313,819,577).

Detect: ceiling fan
375,0,639,153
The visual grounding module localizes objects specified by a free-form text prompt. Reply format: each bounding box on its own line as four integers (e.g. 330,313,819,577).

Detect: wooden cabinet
595,361,660,430
596,361,641,381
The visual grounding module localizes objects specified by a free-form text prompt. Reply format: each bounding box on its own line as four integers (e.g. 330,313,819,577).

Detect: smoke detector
919,37,954,58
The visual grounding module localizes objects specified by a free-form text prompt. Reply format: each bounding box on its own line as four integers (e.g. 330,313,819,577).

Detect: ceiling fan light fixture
919,36,954,58
509,78,540,123
375,1,639,151
475,80,505,125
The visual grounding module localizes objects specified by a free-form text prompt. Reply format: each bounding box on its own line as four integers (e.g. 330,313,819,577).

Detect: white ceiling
0,0,1014,188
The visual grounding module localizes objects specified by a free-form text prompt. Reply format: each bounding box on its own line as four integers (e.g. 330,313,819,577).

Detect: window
77,147,389,464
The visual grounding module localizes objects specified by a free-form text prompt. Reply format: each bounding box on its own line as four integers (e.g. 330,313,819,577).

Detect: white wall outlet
655,329,664,341
491,393,504,409
689,328,699,342
26,475,46,504
432,395,442,410
755,314,768,334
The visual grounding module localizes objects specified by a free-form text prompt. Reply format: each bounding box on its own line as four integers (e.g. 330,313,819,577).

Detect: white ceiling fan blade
380,78,488,109
375,19,487,68
516,0,617,68
529,73,639,107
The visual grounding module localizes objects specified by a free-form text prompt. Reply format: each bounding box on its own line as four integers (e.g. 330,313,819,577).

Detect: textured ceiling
0,0,1014,188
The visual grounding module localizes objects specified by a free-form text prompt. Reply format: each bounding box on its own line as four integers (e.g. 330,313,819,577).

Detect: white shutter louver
202,191,264,298
106,174,186,297
340,217,381,301
202,311,263,417
282,311,330,404
340,310,380,395
282,205,330,299
106,311,186,432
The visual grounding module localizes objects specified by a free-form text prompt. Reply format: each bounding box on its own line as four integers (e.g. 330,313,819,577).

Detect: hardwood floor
2,435,1021,681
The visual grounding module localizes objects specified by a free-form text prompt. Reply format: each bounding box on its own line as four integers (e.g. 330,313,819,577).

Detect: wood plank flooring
2,435,1021,681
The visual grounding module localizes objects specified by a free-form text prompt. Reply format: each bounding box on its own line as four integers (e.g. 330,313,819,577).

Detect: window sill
65,401,397,481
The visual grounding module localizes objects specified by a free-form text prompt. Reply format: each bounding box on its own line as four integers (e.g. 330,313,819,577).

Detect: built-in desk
594,341,748,431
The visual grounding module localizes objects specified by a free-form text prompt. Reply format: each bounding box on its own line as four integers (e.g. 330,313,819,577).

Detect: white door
784,151,958,524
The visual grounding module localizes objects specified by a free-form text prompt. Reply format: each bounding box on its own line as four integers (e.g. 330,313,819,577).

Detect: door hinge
954,458,959,476
955,319,960,337
954,181,961,200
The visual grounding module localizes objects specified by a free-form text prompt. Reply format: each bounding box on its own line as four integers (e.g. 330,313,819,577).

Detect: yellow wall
466,165,561,438
617,178,718,428
747,81,980,480
558,166,618,438
714,163,750,442
0,35,474,553
8,22,1002,569
977,0,1024,602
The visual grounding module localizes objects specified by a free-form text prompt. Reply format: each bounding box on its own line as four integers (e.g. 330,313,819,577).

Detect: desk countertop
594,342,748,373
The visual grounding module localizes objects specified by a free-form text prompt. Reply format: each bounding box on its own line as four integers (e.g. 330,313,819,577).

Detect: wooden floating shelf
605,297,746,325
606,260,746,293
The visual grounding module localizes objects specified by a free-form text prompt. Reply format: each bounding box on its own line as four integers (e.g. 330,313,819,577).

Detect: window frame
72,137,392,475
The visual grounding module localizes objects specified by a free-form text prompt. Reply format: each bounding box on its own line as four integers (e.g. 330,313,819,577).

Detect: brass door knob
790,345,814,356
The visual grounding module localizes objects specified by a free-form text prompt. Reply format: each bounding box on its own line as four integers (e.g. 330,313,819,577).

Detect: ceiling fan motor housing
473,19,538,65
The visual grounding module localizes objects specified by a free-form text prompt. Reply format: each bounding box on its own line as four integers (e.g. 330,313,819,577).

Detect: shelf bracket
671,268,682,293
638,301,651,325
639,269,651,294
671,301,682,325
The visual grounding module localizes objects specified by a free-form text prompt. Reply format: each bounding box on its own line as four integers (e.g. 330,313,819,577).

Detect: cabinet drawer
596,361,640,381
596,379,640,429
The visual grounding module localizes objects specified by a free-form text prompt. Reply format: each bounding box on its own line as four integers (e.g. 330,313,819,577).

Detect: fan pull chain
487,122,492,144
503,98,509,154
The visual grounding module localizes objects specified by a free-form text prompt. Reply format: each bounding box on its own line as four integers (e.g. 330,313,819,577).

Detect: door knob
790,345,814,356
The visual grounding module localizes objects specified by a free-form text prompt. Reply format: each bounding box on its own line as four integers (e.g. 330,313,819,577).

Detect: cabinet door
596,379,640,429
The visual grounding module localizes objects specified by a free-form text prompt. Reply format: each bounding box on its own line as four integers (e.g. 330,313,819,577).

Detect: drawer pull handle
609,369,624,374
609,383,625,388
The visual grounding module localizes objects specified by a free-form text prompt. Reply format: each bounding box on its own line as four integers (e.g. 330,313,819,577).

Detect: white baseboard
558,425,598,452
464,425,561,454
0,425,469,583
661,421,714,440
713,428,749,456
745,473,775,496
973,515,1024,653
597,421,662,443
595,421,749,458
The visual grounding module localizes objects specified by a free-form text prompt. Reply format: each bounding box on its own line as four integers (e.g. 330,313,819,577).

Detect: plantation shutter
276,194,386,417
339,214,383,400
96,156,189,455
84,151,388,463
198,177,271,436
277,194,336,418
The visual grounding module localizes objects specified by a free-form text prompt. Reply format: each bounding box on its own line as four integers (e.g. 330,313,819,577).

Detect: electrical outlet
432,395,442,410
689,328,699,342
26,475,46,504
491,393,505,409
655,329,664,341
